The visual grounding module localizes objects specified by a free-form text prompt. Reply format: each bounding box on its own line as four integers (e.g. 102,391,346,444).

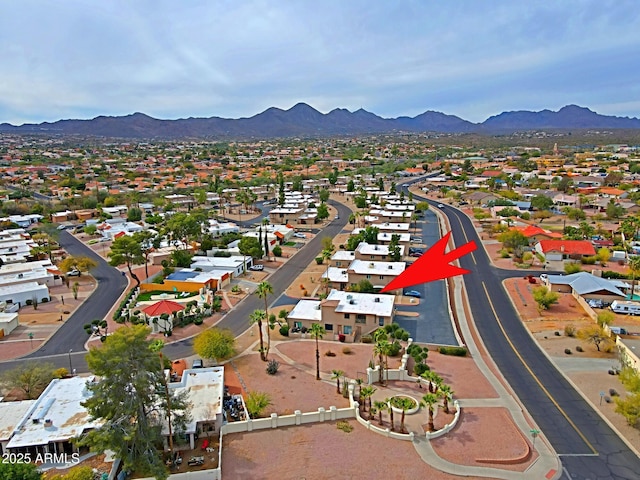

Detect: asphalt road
404,184,640,479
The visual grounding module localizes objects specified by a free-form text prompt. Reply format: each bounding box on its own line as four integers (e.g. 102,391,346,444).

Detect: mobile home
610,300,640,316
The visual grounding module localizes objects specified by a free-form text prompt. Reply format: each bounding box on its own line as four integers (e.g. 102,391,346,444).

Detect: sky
1,0,640,125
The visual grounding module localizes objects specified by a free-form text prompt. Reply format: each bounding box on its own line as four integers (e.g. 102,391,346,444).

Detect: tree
0,463,42,480
388,234,401,261
353,279,375,293
127,207,142,222
533,210,552,223
606,201,626,220
421,393,439,432
255,282,274,359
384,397,395,431
79,325,189,480
530,195,554,211
133,230,157,279
171,249,193,268
319,189,330,203
390,396,414,433
577,325,613,352
415,201,429,213
108,235,144,287
245,391,272,418
615,394,640,428
193,328,236,363
59,255,98,275
0,362,56,399
310,323,325,380
331,369,345,394
373,330,390,385
316,203,329,221
360,386,376,417
629,255,640,298
532,286,560,310
165,212,203,249
47,466,94,480
238,237,263,261
249,309,267,361
438,384,454,414
497,230,529,251
373,400,387,425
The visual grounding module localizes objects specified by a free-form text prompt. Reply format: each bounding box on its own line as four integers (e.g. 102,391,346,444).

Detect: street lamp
68,349,73,376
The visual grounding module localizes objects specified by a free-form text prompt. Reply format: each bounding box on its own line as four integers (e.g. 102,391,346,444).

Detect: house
0,400,37,455
354,242,405,261
512,225,562,243
287,289,395,341
346,259,405,293
552,194,577,207
0,312,19,336
0,282,50,308
534,240,596,261
269,207,303,225
330,250,355,268
5,376,102,457
190,255,251,278
207,220,239,237
541,272,628,303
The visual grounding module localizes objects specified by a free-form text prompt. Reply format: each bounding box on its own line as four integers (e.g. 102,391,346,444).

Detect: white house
0,281,50,308
0,400,36,455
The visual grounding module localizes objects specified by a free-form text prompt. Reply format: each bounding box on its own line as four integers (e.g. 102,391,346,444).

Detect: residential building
534,240,597,261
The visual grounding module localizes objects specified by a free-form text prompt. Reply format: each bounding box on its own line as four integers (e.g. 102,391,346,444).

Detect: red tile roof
514,225,562,239
538,240,596,256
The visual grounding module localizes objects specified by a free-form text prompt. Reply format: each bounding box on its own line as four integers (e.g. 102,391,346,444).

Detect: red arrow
380,232,477,293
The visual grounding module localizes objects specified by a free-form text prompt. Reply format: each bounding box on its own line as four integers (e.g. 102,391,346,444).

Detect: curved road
401,181,639,480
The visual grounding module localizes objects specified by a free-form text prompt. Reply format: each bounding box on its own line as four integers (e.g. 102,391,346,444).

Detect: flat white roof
7,376,102,449
355,242,405,256
0,260,53,274
0,400,36,441
348,259,405,276
325,289,394,317
0,268,53,286
0,281,49,295
331,250,355,261
166,367,224,434
288,299,322,322
191,256,246,268
322,267,349,283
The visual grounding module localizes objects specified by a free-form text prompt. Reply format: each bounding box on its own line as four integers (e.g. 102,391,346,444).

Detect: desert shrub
564,324,576,337
53,367,69,379
576,345,584,352
279,324,289,336
361,335,372,344
500,250,511,259
564,348,572,354
564,263,582,274
266,359,280,375
597,311,615,327
325,350,336,357
336,420,354,433
342,347,352,355
581,255,598,265
315,257,324,265
438,346,468,356
272,245,282,257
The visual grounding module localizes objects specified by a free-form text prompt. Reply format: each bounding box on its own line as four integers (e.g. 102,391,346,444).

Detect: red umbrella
142,299,185,317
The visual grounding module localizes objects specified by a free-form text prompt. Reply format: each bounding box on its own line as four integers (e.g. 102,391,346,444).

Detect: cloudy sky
1,0,639,125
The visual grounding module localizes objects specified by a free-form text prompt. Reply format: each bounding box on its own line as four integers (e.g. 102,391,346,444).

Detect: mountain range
1,103,639,139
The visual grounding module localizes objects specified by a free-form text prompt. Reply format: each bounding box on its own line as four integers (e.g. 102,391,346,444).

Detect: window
356,314,366,324
336,261,341,267
366,274,371,279
294,321,302,329
343,325,352,335
325,323,333,331
344,313,350,319
378,317,385,326
379,275,384,280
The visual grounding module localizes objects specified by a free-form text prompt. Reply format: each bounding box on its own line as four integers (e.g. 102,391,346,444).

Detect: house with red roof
512,225,563,243
534,240,596,262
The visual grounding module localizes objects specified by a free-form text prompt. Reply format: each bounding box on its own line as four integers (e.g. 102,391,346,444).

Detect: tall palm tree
384,397,395,431
354,378,364,401
629,255,640,299
249,309,267,361
421,393,438,432
391,397,414,434
310,323,325,380
438,384,454,414
255,282,274,358
373,400,387,426
360,386,376,417
331,369,345,394
373,330,390,385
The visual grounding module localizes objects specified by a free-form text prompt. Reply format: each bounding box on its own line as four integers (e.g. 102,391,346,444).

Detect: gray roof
546,272,628,297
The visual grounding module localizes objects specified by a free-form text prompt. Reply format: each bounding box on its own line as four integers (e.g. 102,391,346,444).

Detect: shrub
325,350,336,357
554,331,561,336
564,348,572,355
193,317,204,326
564,324,576,337
315,257,324,265
581,255,598,265
609,388,619,396
266,359,280,375
336,420,354,433
279,324,289,337
576,345,584,352
388,341,402,356
361,335,372,344
414,363,430,376
564,263,582,274
500,250,511,259
342,347,352,355
438,346,468,356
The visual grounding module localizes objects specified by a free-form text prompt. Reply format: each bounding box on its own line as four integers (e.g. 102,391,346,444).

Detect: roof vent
346,295,352,300
369,263,374,268
388,265,393,269
375,297,380,303
349,299,355,304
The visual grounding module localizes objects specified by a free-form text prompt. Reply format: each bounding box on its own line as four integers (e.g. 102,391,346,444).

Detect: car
67,269,81,277
437,204,445,208
249,265,264,271
335,215,340,220
404,290,421,298
410,237,423,243
293,233,307,239
192,359,204,369
409,252,423,257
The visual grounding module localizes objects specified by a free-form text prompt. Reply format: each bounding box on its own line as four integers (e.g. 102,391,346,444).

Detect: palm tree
438,384,454,414
360,386,376,417
421,393,438,432
331,369,345,394
384,397,395,431
629,255,640,299
310,323,325,380
373,400,387,426
354,378,364,401
373,330,390,385
391,397,414,433
249,309,267,361
255,282,274,358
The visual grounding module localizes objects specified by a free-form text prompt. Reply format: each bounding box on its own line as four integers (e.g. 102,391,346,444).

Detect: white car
249,265,264,271
293,233,306,239
437,204,445,208
67,269,81,276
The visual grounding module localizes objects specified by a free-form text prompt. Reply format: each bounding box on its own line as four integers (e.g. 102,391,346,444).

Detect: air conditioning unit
388,265,393,269
369,263,374,268
349,299,355,304
375,297,380,303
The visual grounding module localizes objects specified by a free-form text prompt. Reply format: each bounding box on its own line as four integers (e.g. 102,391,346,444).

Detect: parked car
587,299,604,308
249,265,264,271
67,269,81,277
409,250,424,257
404,290,421,298
293,233,306,239
410,237,423,243
437,204,445,208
